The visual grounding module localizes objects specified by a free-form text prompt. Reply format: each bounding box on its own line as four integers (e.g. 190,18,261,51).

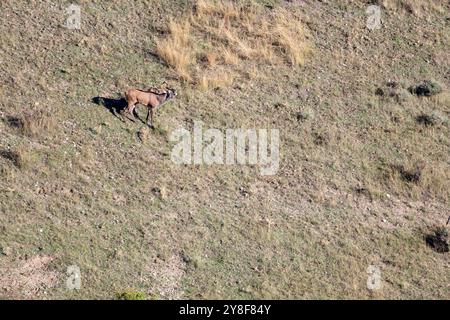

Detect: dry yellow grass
195,0,240,20
155,0,312,90
272,9,312,66
199,50,219,68
155,18,192,81
198,71,234,91
222,47,239,65
6,109,56,138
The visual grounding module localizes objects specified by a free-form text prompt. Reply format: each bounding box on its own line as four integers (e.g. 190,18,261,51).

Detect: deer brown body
123,86,176,128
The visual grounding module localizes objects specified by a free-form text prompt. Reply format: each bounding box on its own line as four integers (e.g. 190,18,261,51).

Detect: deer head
166,88,177,99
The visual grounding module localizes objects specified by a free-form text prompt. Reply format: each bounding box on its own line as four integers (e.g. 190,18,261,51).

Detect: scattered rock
239,186,250,197
137,126,150,143
0,246,12,256
89,125,102,134
147,253,186,299
152,186,167,200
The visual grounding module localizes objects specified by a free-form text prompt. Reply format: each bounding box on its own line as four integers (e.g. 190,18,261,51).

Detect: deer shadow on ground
91,96,126,117
91,96,143,123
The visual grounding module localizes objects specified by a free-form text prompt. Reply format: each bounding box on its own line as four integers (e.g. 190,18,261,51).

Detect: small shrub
416,111,448,127
395,164,422,183
375,81,411,104
425,227,449,253
416,113,437,126
409,80,442,97
116,290,147,300
313,131,329,146
296,109,314,122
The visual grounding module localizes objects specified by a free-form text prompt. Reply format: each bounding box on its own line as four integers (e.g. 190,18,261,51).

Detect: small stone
90,125,102,134
137,127,150,143
0,246,12,256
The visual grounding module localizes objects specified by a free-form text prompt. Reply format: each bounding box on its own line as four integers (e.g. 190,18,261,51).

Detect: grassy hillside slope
0,0,449,299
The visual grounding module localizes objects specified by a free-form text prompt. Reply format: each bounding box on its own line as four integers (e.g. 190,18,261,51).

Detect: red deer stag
123,84,177,128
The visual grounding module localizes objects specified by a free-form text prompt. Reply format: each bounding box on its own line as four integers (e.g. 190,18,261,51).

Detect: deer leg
132,105,143,123
119,106,128,122
147,107,155,129
122,103,136,122
145,107,150,125
129,104,137,122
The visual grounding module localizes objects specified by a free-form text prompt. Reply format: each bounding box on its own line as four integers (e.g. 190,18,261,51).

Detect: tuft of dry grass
154,0,312,90
6,109,56,138
271,9,312,66
222,47,239,65
155,18,192,81
198,71,234,91
0,147,31,169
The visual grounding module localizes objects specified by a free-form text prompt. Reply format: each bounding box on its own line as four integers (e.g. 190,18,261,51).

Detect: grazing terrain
0,0,449,299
